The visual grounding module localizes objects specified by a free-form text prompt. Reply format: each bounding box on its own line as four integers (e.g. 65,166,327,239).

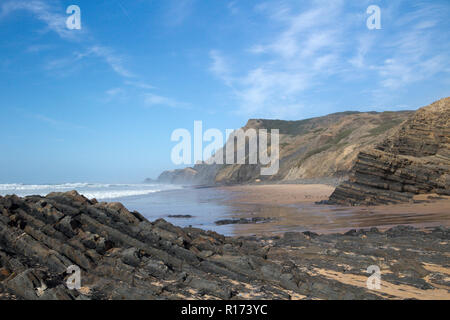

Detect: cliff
328,97,450,205
156,110,413,185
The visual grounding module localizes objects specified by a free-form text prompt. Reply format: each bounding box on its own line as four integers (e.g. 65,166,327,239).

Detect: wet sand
220,184,450,236
220,184,335,204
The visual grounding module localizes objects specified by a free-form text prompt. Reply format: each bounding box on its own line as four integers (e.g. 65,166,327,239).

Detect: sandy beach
220,184,450,236
220,184,335,205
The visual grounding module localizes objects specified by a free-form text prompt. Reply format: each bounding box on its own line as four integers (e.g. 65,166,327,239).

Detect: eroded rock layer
328,97,450,205
0,192,449,300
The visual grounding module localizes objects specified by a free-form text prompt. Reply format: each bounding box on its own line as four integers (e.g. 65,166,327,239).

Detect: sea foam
0,183,181,200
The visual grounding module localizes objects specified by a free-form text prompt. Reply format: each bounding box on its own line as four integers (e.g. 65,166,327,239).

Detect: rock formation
156,111,413,185
157,164,221,185
1,191,449,300
328,97,450,205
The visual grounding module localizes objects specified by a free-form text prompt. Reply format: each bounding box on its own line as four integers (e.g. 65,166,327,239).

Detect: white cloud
144,93,190,109
209,50,233,86
124,80,155,90
365,2,450,90
1,0,196,123
2,0,187,111
165,0,196,27
0,0,83,40
210,1,346,118
88,46,134,78
33,113,86,130
1,0,136,79
106,88,125,97
43,45,134,79
227,1,239,15
209,0,450,118
349,35,375,69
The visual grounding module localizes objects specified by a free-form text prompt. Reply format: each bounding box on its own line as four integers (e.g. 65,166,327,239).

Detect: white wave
81,189,163,200
0,183,181,200
0,183,159,191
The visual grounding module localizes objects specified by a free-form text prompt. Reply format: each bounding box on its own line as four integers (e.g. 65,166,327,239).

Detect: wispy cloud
209,50,233,86
124,80,155,90
210,1,346,118
144,93,190,109
43,45,134,79
1,0,135,79
115,0,132,22
348,34,375,69
372,3,450,89
2,0,188,109
106,87,125,97
164,0,196,27
227,1,240,15
209,0,450,118
32,113,86,130
0,0,84,40
88,46,134,78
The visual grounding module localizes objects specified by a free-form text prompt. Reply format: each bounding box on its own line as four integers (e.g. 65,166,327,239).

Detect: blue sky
1,0,449,183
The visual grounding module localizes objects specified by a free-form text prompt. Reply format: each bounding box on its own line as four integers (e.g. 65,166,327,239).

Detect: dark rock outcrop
328,97,450,205
1,191,448,300
215,217,275,226
157,164,221,185
168,215,193,219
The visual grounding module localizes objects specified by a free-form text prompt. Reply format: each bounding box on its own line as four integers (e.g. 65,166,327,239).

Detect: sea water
2,183,446,236
0,182,180,200
0,183,237,235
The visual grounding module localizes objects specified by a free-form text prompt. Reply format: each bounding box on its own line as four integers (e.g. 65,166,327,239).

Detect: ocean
0,183,238,235
2,183,448,237
0,183,180,200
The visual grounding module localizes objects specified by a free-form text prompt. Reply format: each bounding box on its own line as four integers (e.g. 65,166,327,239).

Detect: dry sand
221,184,335,205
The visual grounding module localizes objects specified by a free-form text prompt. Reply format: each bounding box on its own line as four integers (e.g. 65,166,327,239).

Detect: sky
0,0,449,184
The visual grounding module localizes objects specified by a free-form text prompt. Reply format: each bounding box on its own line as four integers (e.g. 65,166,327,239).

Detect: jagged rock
0,191,448,300
328,97,450,205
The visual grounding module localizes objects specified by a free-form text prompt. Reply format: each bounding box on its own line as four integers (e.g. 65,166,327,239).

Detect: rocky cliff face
328,97,450,205
1,192,449,300
157,164,221,185
157,110,413,185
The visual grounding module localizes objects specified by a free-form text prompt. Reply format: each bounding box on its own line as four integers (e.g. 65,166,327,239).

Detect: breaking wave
0,183,181,200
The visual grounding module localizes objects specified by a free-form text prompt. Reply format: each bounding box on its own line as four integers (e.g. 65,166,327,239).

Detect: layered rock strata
328,97,450,205
1,191,449,300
